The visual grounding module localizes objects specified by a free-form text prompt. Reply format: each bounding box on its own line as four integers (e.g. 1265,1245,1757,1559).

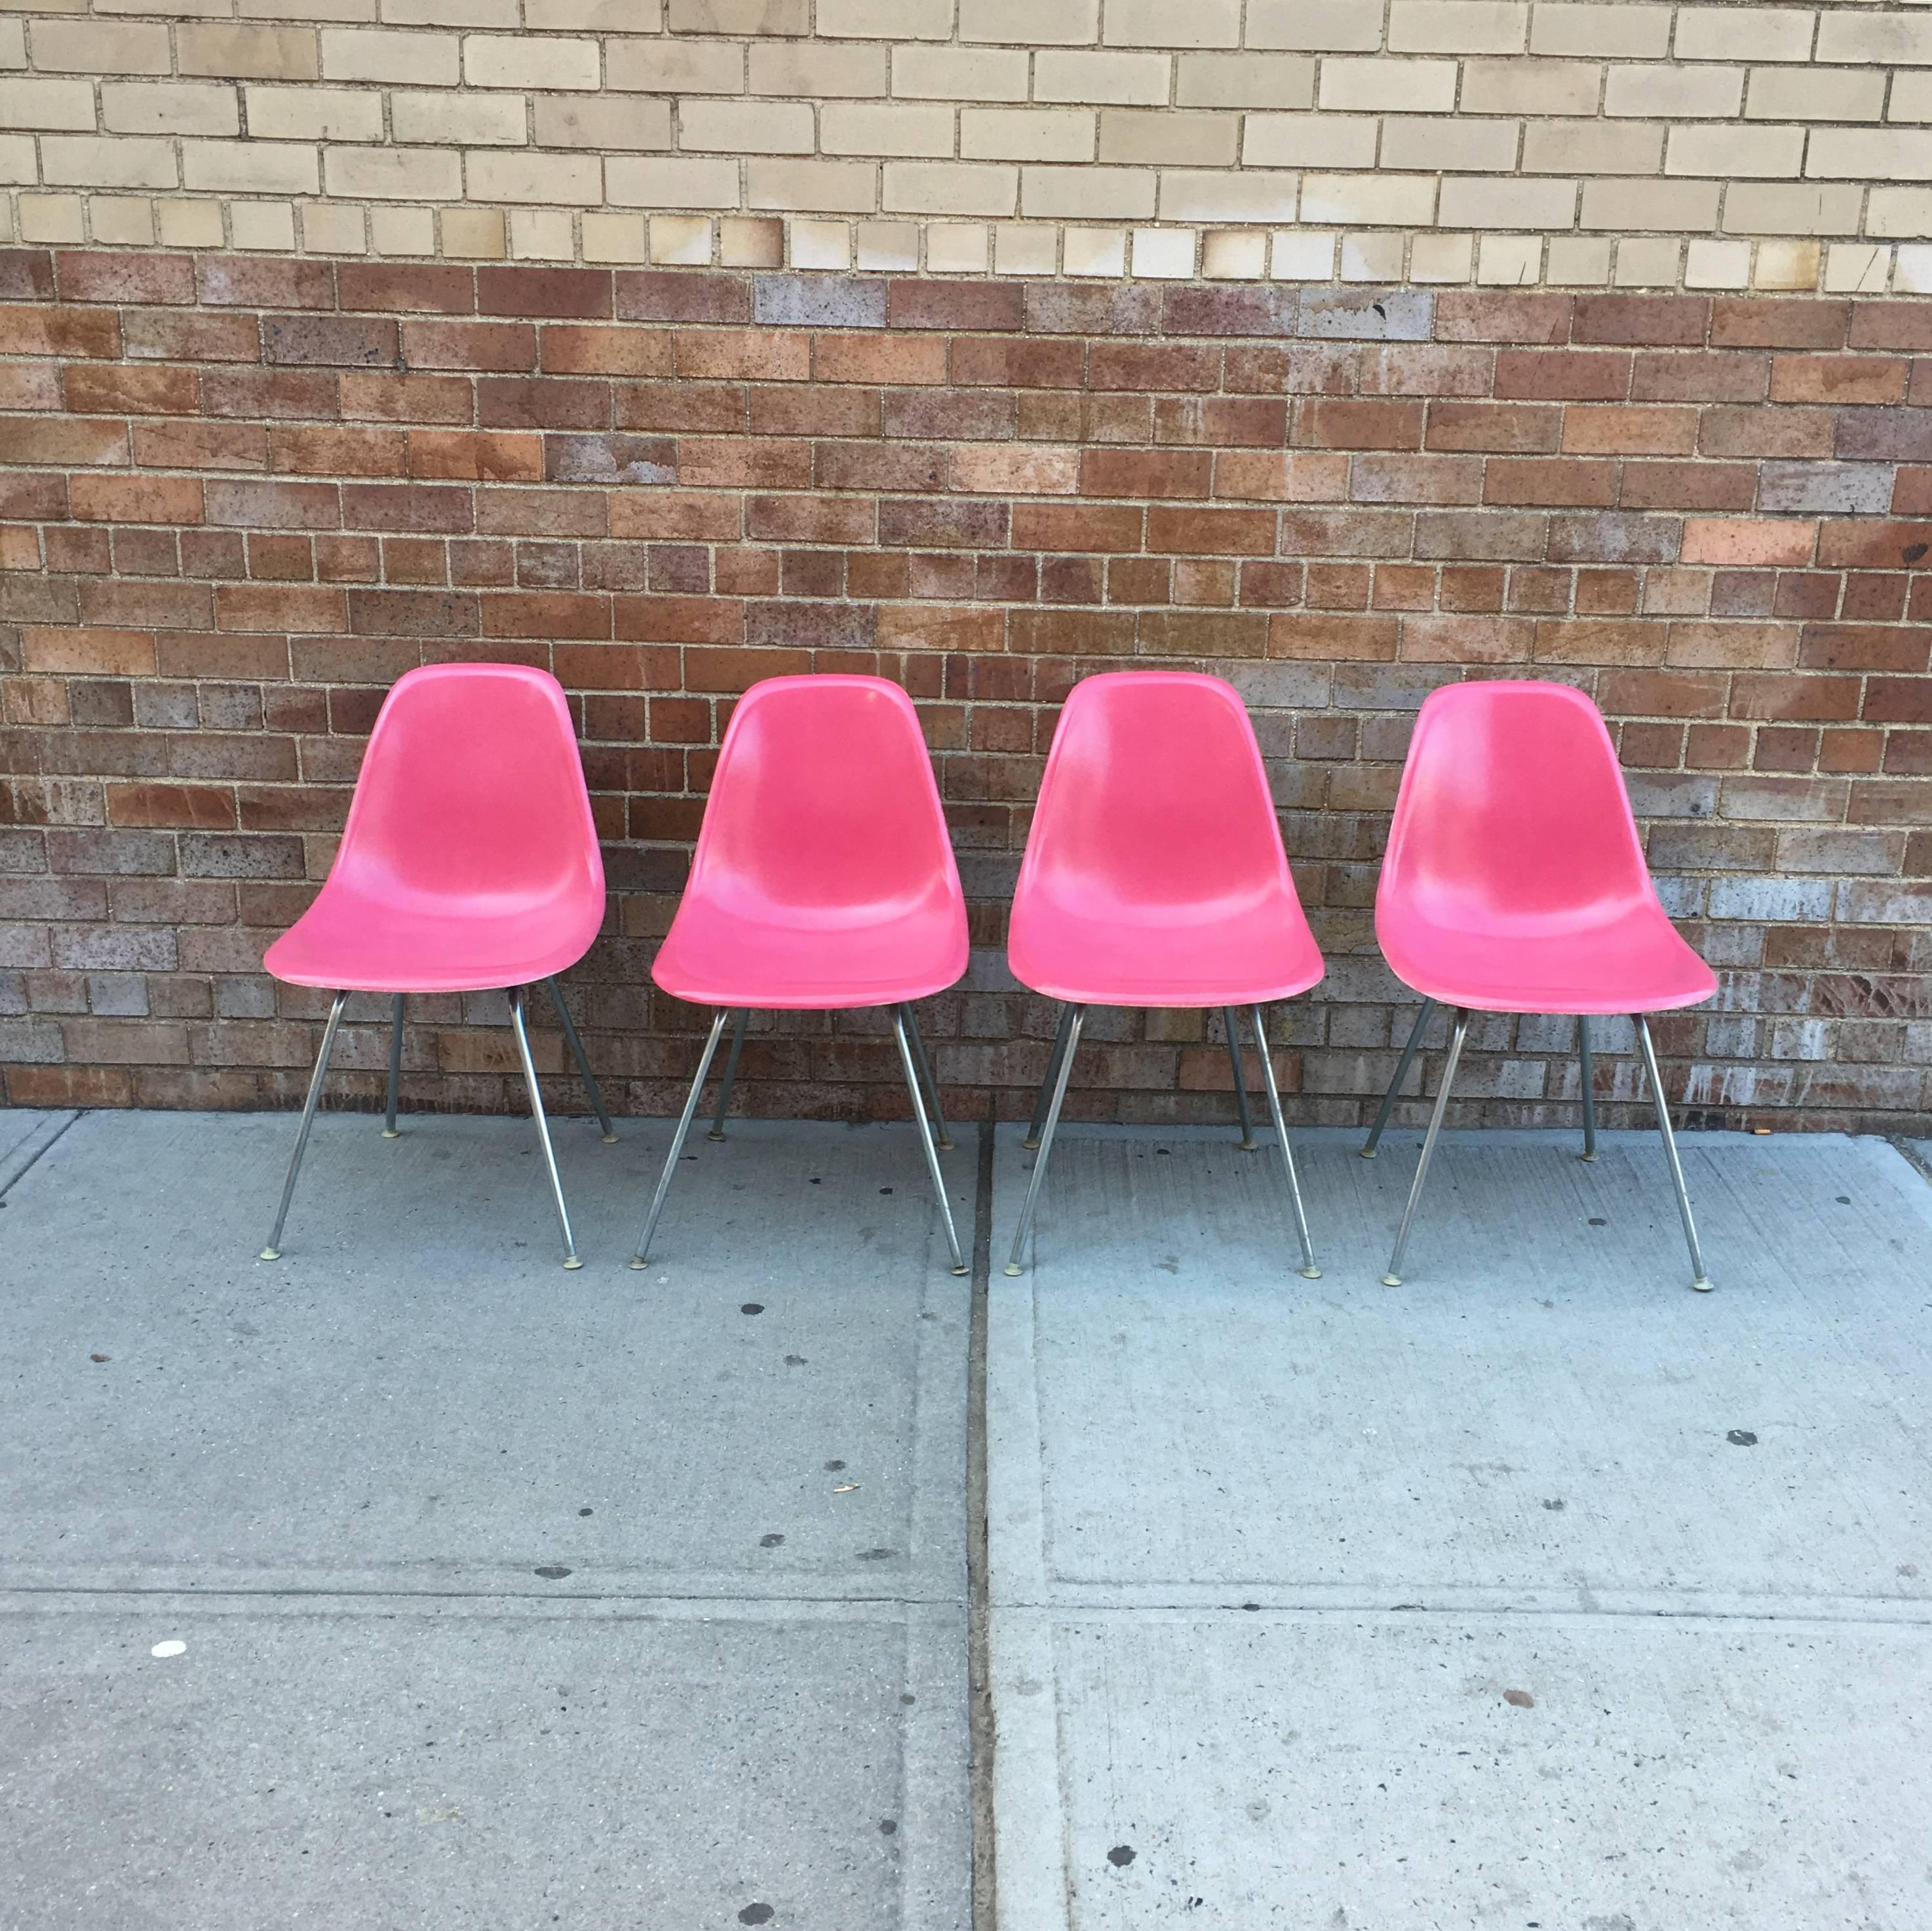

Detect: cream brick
961,108,1094,163
1438,174,1574,229
1201,225,1265,275
89,195,155,245
927,220,988,270
42,136,176,189
385,0,516,24
465,35,598,90
534,96,673,149
0,78,97,131
1037,50,1171,105
1175,52,1313,109
1477,233,1540,282
1684,237,1749,288
509,206,573,256
1529,3,1671,58
1824,240,1890,290
651,210,712,261
1676,7,1813,63
1669,124,1804,179
1019,163,1155,218
322,29,459,83
1752,236,1819,287
1246,0,1383,52
1271,229,1337,277
0,136,35,185
1104,0,1239,48
179,25,321,80
1300,172,1437,225
1891,73,1932,124
245,85,383,140
581,210,649,259
1099,108,1237,164
1243,114,1378,170
1604,65,1743,119
1062,225,1126,274
326,144,463,198
1892,242,1932,292
1816,12,1932,67
719,212,782,263
465,149,600,202
819,0,950,37
1389,2,1527,55
523,0,661,26
19,196,87,244
0,19,24,69
440,204,507,256
1810,127,1932,182
1614,235,1680,284
103,83,241,137
605,39,743,92
231,199,297,247
891,46,1027,102
681,99,813,153
788,215,848,267
606,154,740,205
301,199,365,250
994,221,1056,271
1868,190,1932,238
668,0,805,29
1158,168,1297,221
31,21,170,75
959,0,1096,45
1410,230,1474,278
1545,233,1610,282
750,41,887,97
1132,225,1194,275
239,0,374,22
744,157,875,210
1319,58,1458,113
1521,119,1661,174
1578,177,1721,229
855,217,918,268
885,160,1018,215
1342,230,1404,278
370,202,435,252
1459,58,1598,115
1748,67,1884,123
826,102,957,157
1380,115,1519,172
1723,182,1861,234
390,89,527,145
184,139,320,194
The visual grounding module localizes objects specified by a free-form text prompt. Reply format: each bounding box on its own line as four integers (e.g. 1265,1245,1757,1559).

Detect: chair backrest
334,663,604,910
1378,679,1655,934
1018,672,1293,917
689,675,961,919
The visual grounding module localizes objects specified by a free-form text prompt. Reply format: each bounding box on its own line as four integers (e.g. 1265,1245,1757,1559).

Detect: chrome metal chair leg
1635,1012,1713,1293
705,1007,749,1141
900,1002,953,1151
261,989,349,1261
1248,1004,1320,1279
630,1009,731,1270
1577,1014,1598,1162
1361,999,1437,1158
1023,1004,1077,1150
543,976,617,1142
511,984,580,1270
1381,1005,1470,1287
895,1008,967,1275
1005,1005,1086,1276
381,993,404,1137
1222,1005,1258,1151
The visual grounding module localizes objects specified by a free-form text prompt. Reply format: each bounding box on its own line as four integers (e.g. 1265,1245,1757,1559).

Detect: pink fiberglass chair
1363,679,1719,1291
261,662,611,1269
632,674,969,1274
1004,672,1324,1282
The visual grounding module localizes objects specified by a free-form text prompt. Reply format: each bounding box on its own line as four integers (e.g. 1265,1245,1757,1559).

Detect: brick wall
3,250,1929,1132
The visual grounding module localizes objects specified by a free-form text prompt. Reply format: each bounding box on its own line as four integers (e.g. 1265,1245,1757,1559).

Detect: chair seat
1009,895,1324,1008
651,900,967,1010
1379,902,1717,1015
265,881,602,993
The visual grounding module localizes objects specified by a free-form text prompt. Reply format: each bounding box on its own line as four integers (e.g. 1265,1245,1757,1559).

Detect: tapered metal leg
900,1003,953,1151
1248,1004,1320,1278
1006,1006,1086,1277
381,993,404,1137
1023,1004,1077,1150
1361,1000,1437,1158
1577,1015,1598,1162
1381,1006,1470,1287
260,990,348,1261
1635,1013,1713,1293
511,984,580,1270
630,1010,731,1270
895,1009,967,1275
542,976,616,1142
1223,1006,1258,1151
704,1007,748,1141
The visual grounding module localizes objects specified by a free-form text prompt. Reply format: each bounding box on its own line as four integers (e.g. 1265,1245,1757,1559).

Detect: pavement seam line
968,1115,997,1931
0,1109,83,1200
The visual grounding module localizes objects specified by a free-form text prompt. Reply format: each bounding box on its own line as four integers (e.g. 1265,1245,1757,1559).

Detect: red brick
1484,459,1619,508
1597,668,1729,717
1572,295,1710,347
1212,451,1349,502
1268,612,1399,659
1298,398,1423,450
1621,461,1756,511
1494,350,1631,402
625,379,749,432
1425,401,1559,453
1697,404,1832,459
64,365,199,417
339,372,472,425
1800,624,1930,674
215,584,347,633
1769,355,1908,406
887,279,1023,332
0,364,60,411
265,313,400,368
106,783,235,829
401,318,537,372
79,579,211,629
1435,291,1571,343
1630,351,1768,404
55,250,195,306
537,324,675,376
1847,303,1932,353
406,429,542,482
198,256,335,310
950,335,1084,389
477,266,612,320
1816,520,1932,569
1564,404,1699,456
341,482,474,533
1025,282,1161,335
478,375,610,430
205,478,340,529
813,442,946,493
0,474,67,520
677,328,811,381
134,421,269,470
1153,396,1286,447
812,331,948,385
1080,449,1212,499
615,271,752,324
1145,505,1277,556
338,263,474,315
0,249,55,301
0,305,121,358
71,475,204,524
614,595,743,644
5,416,129,466
20,627,157,675
1011,502,1143,552
271,425,408,477
608,491,739,540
